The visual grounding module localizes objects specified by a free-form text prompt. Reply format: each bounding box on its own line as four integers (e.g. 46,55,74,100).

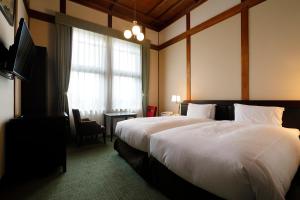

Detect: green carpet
0,141,168,200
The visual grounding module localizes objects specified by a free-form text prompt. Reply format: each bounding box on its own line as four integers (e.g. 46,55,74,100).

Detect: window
68,28,142,122
112,38,142,111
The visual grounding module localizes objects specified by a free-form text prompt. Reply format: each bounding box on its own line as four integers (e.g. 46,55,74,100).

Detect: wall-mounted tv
0,18,36,80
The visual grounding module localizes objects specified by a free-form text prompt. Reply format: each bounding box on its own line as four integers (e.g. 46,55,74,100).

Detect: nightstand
160,111,173,116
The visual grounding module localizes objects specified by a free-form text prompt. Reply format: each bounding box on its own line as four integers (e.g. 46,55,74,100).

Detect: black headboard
181,100,300,130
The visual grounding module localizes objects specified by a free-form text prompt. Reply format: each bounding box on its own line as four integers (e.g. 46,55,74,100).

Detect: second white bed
150,120,300,200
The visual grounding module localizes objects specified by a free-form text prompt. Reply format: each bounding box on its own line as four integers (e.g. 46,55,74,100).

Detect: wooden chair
146,106,157,117
72,109,106,146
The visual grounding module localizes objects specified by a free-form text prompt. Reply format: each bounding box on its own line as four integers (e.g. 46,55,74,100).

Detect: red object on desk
146,106,157,117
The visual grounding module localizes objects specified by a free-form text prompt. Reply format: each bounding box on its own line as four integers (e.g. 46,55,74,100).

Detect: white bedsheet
115,116,211,152
150,121,300,200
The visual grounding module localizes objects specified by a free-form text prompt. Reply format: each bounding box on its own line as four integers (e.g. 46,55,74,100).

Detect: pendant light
123,0,144,41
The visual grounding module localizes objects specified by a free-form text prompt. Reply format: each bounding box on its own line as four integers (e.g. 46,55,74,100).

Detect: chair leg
79,135,83,146
103,132,106,144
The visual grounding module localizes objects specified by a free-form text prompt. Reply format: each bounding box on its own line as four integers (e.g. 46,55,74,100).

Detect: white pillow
234,104,285,126
187,103,215,119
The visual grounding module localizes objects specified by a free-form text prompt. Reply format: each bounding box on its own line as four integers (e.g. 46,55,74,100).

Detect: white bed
115,116,211,152
150,120,300,200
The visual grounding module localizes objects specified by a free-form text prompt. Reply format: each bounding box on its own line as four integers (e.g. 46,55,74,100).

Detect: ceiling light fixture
123,1,144,41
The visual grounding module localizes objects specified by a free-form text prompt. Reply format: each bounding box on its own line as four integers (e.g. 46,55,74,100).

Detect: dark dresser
4,114,68,179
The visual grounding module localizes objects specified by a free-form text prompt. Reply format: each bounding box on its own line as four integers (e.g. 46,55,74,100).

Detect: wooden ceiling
70,0,207,31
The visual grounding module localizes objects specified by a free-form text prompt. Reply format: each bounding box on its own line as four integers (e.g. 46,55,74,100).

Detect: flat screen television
7,18,36,80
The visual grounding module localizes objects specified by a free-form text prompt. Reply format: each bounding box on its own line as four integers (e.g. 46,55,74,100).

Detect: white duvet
115,116,211,152
150,121,300,200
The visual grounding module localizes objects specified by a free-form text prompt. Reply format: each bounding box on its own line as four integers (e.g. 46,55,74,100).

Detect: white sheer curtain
111,38,142,116
68,28,108,123
68,28,142,123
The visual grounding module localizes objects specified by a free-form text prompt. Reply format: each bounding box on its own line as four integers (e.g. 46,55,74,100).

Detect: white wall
15,0,29,117
159,16,186,44
149,50,158,107
190,0,240,28
66,0,107,26
191,15,241,100
159,40,186,113
30,0,60,15
249,0,300,100
146,28,158,45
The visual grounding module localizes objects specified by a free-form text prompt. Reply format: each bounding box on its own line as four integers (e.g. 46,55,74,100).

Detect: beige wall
149,50,159,107
30,0,60,15
0,0,27,178
249,0,300,100
15,0,29,117
159,40,186,114
191,0,240,28
159,16,186,44
191,14,241,100
146,28,158,45
66,0,107,26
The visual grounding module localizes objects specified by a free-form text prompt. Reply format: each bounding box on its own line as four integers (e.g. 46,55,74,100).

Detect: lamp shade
132,21,141,36
124,30,132,39
171,95,181,103
137,32,144,41
171,95,177,103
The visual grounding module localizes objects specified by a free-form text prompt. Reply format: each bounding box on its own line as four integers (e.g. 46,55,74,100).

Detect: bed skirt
148,155,300,200
114,138,149,179
149,155,222,200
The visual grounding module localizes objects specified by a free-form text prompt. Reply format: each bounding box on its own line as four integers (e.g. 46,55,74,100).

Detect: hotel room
0,0,300,199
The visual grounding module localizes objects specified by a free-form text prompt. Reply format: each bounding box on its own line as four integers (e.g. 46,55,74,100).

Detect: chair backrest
146,106,157,117
72,109,81,131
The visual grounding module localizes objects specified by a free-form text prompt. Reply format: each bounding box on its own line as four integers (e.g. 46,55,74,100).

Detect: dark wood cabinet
21,46,47,116
4,46,68,180
4,115,68,179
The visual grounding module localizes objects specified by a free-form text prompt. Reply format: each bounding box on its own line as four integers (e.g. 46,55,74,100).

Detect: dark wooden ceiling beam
157,0,207,30
146,0,168,15
109,0,118,11
99,0,160,23
156,0,183,19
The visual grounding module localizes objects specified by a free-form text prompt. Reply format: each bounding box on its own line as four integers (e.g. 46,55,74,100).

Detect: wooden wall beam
23,0,29,13
28,9,55,24
241,1,250,100
186,13,191,100
108,14,112,28
60,0,66,14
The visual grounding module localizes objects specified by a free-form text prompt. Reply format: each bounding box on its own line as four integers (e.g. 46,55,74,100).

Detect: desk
104,112,137,141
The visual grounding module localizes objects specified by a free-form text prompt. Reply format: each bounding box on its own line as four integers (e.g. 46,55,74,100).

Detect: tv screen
11,18,36,80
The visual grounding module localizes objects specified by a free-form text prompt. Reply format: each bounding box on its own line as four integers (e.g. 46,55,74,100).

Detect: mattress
115,116,211,152
150,121,300,200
